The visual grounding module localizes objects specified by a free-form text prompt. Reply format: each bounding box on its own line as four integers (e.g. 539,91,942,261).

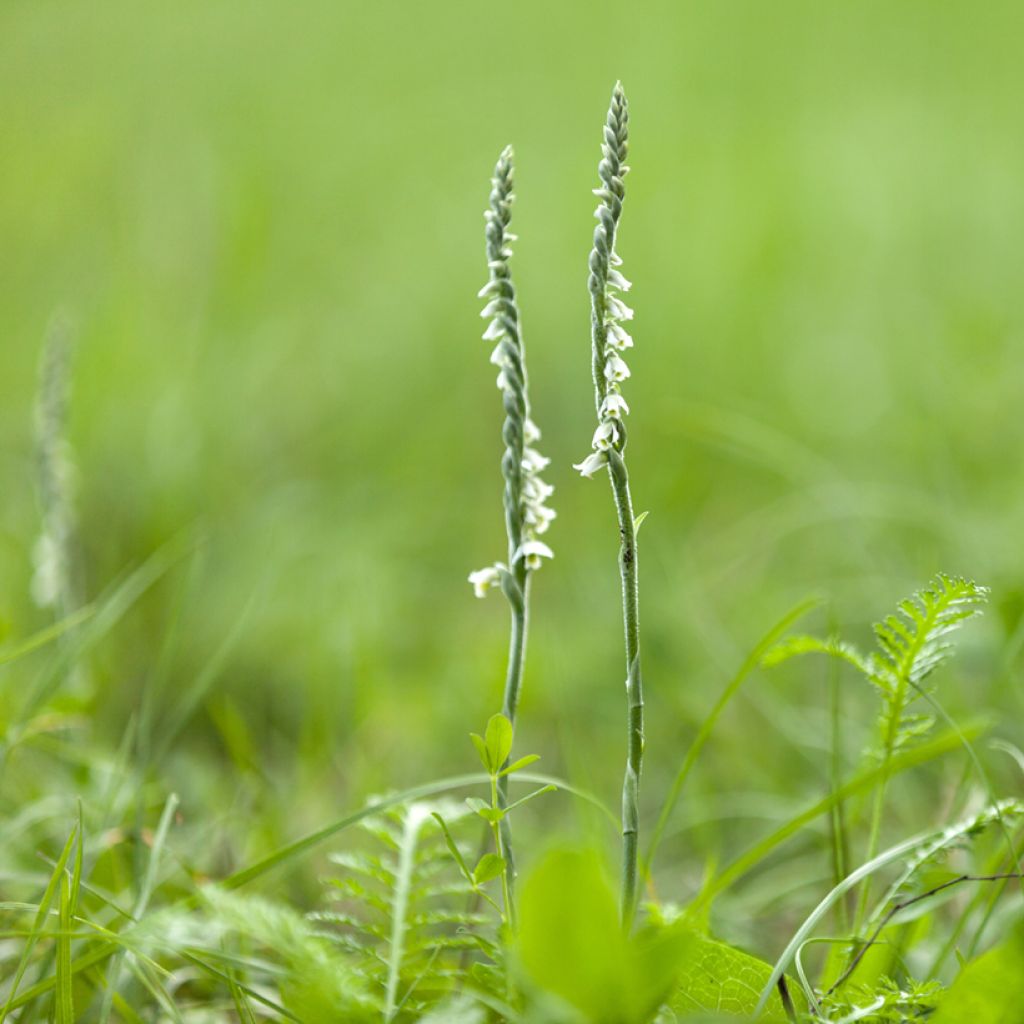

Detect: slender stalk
497,567,529,897
470,148,555,918
490,773,516,931
573,82,644,928
609,448,643,927
853,693,902,932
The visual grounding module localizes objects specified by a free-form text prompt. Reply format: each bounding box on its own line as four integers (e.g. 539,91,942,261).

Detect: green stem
854,691,903,933
608,448,643,930
491,774,516,932
497,565,529,916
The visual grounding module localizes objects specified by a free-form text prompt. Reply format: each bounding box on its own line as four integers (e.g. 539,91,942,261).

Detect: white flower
514,539,554,570
607,269,632,292
468,563,505,599
496,369,508,390
525,503,557,533
524,418,542,444
604,354,631,382
489,341,508,366
522,447,551,472
607,296,634,321
524,476,554,502
610,251,623,267
600,393,630,418
477,281,498,299
573,451,609,478
482,319,504,341
606,323,633,350
480,299,507,319
592,420,619,450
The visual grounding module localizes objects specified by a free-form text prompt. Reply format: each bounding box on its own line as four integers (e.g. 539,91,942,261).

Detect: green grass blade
0,605,95,669
1,821,78,1020
125,958,183,1023
218,770,610,892
644,596,821,876
135,794,179,918
228,975,259,1024
697,722,985,906
179,950,303,1022
99,793,179,1022
10,535,194,741
55,872,74,1024
151,601,255,766
754,829,946,1016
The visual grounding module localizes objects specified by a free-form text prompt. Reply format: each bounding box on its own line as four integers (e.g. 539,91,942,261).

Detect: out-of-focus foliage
1,1,1023,1017
3,1,1023,824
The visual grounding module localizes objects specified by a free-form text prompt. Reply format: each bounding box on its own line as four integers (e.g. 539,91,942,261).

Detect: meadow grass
1,38,1023,1023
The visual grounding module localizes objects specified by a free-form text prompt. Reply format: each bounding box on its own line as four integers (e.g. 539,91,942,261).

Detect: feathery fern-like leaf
765,574,988,756
316,800,497,1020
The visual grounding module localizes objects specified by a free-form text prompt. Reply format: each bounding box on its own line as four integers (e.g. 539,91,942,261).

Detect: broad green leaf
472,853,506,885
932,929,1024,1024
484,714,514,773
669,932,801,1022
517,848,688,1024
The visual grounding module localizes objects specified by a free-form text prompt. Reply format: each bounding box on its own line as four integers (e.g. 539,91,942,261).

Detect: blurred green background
2,0,1023,928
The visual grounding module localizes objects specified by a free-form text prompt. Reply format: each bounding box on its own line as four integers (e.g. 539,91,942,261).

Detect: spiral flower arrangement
469,146,554,603
573,82,634,480
573,83,647,929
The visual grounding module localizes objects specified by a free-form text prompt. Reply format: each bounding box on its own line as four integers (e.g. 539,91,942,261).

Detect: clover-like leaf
472,853,506,886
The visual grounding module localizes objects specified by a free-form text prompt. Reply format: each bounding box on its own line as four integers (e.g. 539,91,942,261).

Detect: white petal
606,323,633,350
573,451,609,478
524,476,554,501
514,539,554,566
482,319,504,341
604,354,631,382
607,269,632,292
522,447,551,472
523,418,542,444
468,564,503,599
607,296,634,321
592,421,619,451
526,503,557,533
600,394,631,418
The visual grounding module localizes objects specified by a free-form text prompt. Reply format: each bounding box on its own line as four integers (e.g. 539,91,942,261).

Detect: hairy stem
491,774,516,932
608,448,643,928
497,565,529,907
